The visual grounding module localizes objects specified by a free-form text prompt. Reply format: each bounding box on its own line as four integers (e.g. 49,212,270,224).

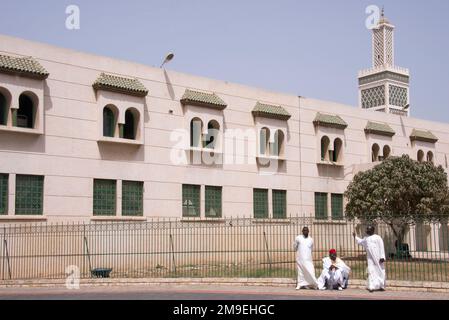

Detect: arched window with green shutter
103,106,115,137
0,91,7,125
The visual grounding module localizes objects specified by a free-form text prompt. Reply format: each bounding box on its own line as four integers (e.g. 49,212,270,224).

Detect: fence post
169,232,176,274
3,230,12,280
263,231,272,272
2,227,5,280
84,234,92,277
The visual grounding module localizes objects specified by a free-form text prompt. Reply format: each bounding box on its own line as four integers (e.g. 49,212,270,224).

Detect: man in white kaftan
294,226,318,289
317,249,351,290
353,226,386,292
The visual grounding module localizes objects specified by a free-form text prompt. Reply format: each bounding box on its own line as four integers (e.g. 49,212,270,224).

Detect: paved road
0,284,448,300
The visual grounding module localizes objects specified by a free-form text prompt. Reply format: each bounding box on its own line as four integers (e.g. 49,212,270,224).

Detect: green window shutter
331,193,344,220
103,107,115,137
15,175,43,215
182,184,200,217
0,93,7,125
272,189,286,219
93,179,116,216
205,186,222,218
253,188,268,218
314,192,328,220
122,181,143,216
0,174,8,215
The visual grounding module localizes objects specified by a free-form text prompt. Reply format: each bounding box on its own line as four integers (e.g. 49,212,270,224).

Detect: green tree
345,155,449,245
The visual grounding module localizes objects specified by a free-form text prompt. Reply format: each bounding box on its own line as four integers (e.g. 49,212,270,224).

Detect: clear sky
1,0,448,122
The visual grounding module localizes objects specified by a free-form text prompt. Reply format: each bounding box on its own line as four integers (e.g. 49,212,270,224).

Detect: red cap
329,249,337,255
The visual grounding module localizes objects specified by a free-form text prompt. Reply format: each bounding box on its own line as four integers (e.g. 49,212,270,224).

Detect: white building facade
0,15,448,224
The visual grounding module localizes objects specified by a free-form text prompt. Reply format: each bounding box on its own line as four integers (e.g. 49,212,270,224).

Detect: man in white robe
353,226,386,292
294,226,318,289
317,249,351,290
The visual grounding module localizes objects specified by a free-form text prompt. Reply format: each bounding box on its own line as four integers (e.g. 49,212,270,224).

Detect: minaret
358,8,410,116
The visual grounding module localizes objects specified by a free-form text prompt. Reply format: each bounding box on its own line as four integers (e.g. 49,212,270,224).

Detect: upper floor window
270,130,285,157
332,138,343,162
382,145,391,160
321,136,342,163
427,151,434,164
321,136,330,161
15,93,36,129
417,150,425,163
0,90,8,126
372,144,391,162
260,127,270,156
103,105,116,137
124,108,138,140
190,117,203,148
372,143,380,162
204,120,220,149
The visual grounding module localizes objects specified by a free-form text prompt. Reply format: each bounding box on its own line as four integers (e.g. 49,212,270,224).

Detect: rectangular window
314,192,328,220
0,174,8,215
253,188,268,218
182,184,200,217
122,181,143,216
205,186,222,218
15,175,43,215
93,179,116,216
331,194,344,220
272,190,286,219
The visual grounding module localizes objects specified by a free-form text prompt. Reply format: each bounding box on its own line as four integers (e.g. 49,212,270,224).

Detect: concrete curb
1,278,449,293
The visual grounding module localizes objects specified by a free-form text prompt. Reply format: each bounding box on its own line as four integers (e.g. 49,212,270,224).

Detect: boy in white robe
317,249,351,290
294,226,318,290
353,226,386,292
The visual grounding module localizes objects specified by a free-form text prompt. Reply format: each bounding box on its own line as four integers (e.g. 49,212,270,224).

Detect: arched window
333,138,343,162
0,90,7,126
103,106,116,137
417,150,424,163
427,151,434,163
124,109,138,140
372,144,380,162
204,120,220,149
382,145,391,160
260,127,270,155
16,93,35,128
270,130,285,156
190,118,203,148
320,136,330,161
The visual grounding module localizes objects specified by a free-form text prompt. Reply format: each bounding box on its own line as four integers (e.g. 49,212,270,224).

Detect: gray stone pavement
1,284,448,300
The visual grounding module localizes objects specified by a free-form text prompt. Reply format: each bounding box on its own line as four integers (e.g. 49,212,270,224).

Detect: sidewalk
1,283,449,300
1,277,449,299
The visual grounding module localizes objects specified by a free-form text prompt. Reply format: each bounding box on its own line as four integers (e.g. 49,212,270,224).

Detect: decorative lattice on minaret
358,8,410,116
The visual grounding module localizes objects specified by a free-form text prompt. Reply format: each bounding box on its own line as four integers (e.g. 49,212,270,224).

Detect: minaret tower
358,8,410,116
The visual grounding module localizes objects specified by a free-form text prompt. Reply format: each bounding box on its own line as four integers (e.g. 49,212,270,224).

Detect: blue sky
1,0,448,122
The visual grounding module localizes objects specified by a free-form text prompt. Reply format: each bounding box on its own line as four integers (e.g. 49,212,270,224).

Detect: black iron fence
1,217,448,282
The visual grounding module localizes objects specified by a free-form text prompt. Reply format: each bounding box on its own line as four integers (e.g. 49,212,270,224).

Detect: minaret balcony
358,65,409,78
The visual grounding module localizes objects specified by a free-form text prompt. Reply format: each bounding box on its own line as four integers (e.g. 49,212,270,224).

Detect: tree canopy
345,154,449,242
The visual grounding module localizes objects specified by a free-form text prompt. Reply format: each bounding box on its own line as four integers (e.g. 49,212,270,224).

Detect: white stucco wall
0,34,448,223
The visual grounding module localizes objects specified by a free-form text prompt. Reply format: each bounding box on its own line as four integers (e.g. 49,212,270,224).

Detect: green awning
364,121,395,137
0,54,49,79
410,129,438,143
251,102,291,121
313,112,347,129
180,89,227,109
93,73,148,97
